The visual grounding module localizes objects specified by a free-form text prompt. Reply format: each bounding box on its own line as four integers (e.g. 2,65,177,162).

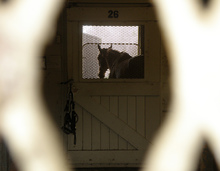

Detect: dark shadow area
200,0,211,8
76,168,139,171
197,143,218,171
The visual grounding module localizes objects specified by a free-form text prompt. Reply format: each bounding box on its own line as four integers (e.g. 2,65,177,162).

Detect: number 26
108,10,119,18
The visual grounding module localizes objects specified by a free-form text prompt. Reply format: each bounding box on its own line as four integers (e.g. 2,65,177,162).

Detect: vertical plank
91,96,101,150
118,96,127,122
127,96,137,150
110,96,119,150
118,96,128,149
68,103,83,150
145,96,161,141
136,96,145,137
100,124,110,150
109,130,119,150
110,96,119,117
66,21,73,80
101,96,110,110
128,96,136,130
82,110,92,150
100,96,110,150
91,116,101,150
145,22,161,82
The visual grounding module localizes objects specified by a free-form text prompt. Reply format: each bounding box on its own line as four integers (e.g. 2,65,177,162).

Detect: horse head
97,44,112,78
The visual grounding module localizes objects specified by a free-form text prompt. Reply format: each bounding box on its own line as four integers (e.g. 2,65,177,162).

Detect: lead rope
61,80,78,145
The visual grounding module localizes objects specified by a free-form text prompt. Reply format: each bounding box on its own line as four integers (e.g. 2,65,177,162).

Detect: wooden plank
127,96,137,150
74,83,160,96
82,110,92,150
66,21,73,80
68,151,146,167
128,96,136,130
118,96,127,122
137,96,145,137
110,96,118,117
68,0,152,4
100,124,110,150
92,93,102,152
74,94,150,149
91,116,101,150
100,96,110,150
118,96,128,149
68,104,83,150
109,130,118,150
145,96,161,141
67,7,156,22
145,21,161,82
67,22,79,81
109,96,119,150
101,96,110,110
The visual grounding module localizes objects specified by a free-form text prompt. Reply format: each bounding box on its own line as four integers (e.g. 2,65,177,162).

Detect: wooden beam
68,151,146,167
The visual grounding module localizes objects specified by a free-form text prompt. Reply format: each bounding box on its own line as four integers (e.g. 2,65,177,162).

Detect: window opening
82,25,144,79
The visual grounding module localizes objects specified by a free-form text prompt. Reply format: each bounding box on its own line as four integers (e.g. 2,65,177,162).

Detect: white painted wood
137,96,146,137
91,116,101,150
74,94,150,149
67,22,74,80
109,96,119,150
73,83,160,95
145,96,161,141
109,130,119,150
68,151,146,167
109,96,119,117
101,124,110,150
82,110,92,150
67,7,156,22
145,22,161,82
100,97,110,150
118,96,128,149
128,96,136,130
127,96,137,150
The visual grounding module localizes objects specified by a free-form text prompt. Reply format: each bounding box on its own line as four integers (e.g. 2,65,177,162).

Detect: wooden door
66,5,161,167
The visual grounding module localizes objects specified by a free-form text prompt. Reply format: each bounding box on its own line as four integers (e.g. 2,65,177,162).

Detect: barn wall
43,9,67,128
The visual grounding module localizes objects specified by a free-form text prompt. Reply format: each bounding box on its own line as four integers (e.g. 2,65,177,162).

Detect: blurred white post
142,1,220,171
0,1,71,171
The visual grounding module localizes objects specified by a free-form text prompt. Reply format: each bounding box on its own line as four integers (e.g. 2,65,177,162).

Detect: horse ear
109,44,112,49
98,44,101,51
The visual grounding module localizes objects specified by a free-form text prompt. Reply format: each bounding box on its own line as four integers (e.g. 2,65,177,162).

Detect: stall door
66,5,161,167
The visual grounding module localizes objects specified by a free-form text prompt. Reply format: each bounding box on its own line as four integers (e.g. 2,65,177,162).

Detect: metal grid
82,26,143,79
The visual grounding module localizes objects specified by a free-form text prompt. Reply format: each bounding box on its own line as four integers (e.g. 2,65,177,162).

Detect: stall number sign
108,10,119,18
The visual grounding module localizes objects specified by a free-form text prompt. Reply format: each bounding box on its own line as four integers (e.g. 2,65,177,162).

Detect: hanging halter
61,79,78,145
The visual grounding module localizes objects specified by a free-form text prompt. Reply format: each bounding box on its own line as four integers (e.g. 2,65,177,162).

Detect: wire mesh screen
82,26,144,79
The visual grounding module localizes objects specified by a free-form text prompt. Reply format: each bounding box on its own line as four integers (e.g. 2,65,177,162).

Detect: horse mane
107,49,132,63
118,52,132,63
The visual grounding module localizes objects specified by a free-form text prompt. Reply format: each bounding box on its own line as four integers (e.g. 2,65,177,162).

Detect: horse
97,44,144,79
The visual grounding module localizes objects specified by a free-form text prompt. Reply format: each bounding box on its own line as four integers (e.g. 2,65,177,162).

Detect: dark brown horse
97,44,144,79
